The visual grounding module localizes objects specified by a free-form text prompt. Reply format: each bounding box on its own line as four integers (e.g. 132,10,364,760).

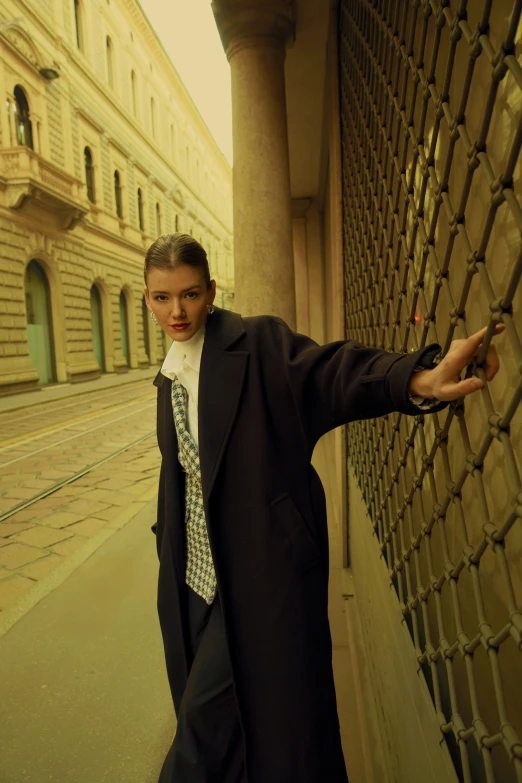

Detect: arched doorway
24,260,54,384
142,296,150,361
90,285,105,371
119,290,130,365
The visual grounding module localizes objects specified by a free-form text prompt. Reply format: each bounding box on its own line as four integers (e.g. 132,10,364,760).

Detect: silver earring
207,304,215,315
150,311,157,323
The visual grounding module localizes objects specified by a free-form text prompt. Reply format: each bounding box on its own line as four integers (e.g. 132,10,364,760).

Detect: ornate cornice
0,19,43,72
211,0,295,58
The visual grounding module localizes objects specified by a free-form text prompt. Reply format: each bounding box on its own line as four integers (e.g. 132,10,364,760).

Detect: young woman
144,233,502,783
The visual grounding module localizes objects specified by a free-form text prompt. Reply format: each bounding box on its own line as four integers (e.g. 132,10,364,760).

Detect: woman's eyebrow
149,285,202,295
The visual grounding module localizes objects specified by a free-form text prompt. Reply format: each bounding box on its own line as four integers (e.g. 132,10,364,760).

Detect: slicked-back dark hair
144,233,211,289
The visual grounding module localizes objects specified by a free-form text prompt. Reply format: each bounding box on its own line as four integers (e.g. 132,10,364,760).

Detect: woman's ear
209,279,217,304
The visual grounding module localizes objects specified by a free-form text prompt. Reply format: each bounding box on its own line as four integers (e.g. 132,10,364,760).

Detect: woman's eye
185,292,198,299
155,296,167,302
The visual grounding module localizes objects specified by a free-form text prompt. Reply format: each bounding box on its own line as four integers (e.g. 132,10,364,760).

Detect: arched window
106,36,114,88
155,202,161,235
84,147,95,203
137,188,144,231
114,170,123,219
131,70,137,117
13,86,33,149
175,214,179,232
151,97,156,138
74,0,84,51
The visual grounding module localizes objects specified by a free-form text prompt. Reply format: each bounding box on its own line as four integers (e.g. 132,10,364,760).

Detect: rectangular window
114,170,123,219
131,71,137,117
106,37,114,88
74,0,83,50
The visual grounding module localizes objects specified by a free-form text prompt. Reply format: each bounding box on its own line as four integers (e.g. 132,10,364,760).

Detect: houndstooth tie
171,375,217,605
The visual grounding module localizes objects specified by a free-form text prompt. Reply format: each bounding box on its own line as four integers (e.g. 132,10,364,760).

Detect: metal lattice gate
339,1,522,782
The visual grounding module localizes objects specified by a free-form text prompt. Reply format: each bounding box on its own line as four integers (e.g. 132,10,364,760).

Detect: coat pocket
269,492,321,571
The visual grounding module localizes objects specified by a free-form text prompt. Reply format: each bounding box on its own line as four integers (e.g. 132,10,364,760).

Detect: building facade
0,0,233,395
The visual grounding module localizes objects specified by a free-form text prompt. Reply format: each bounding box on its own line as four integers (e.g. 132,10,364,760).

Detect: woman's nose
170,299,185,318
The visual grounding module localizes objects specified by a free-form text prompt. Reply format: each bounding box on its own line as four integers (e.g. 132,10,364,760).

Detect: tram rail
0,394,155,454
0,380,154,438
0,400,155,469
0,430,156,525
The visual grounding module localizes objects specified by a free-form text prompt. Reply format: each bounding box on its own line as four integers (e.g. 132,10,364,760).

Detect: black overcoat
152,307,444,783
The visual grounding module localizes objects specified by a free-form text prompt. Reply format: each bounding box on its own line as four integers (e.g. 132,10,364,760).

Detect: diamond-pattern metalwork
339,2,522,781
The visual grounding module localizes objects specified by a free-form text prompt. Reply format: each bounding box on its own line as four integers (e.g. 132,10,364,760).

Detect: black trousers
158,588,246,783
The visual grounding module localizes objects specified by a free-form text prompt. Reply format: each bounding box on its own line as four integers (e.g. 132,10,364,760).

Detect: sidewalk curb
0,489,158,640
0,367,159,415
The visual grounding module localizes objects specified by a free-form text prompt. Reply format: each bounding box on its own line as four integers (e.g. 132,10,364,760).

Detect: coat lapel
198,308,248,504
154,370,187,583
154,370,176,458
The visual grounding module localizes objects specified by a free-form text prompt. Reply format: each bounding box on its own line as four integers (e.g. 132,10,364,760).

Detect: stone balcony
0,147,88,230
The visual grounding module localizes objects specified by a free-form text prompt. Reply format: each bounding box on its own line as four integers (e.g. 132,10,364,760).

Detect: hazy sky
138,0,233,164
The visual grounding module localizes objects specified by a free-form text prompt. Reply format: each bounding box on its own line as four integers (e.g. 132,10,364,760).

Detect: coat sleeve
272,318,448,448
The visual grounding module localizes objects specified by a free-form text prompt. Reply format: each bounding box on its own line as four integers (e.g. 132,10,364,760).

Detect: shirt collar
161,324,205,379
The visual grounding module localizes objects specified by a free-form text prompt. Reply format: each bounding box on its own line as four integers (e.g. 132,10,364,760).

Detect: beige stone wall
0,0,233,394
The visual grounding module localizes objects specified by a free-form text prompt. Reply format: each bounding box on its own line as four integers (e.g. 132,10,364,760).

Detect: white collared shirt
160,324,205,447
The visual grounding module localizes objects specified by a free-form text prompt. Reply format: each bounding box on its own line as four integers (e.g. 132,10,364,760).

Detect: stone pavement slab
0,542,46,570
0,499,173,783
19,554,64,581
13,526,73,548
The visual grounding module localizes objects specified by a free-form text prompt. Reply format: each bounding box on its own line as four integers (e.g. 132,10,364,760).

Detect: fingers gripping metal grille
339,1,522,781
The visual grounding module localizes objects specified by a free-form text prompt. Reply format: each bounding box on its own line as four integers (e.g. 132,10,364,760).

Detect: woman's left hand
408,324,505,402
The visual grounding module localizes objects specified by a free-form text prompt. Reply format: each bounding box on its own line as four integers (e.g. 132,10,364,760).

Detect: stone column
212,1,296,327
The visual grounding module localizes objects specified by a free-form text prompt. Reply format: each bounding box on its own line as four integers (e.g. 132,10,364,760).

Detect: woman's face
144,264,216,342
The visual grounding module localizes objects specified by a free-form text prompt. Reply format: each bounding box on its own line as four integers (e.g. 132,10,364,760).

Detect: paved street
0,378,156,520
0,375,161,633
0,374,178,782
0,499,174,783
